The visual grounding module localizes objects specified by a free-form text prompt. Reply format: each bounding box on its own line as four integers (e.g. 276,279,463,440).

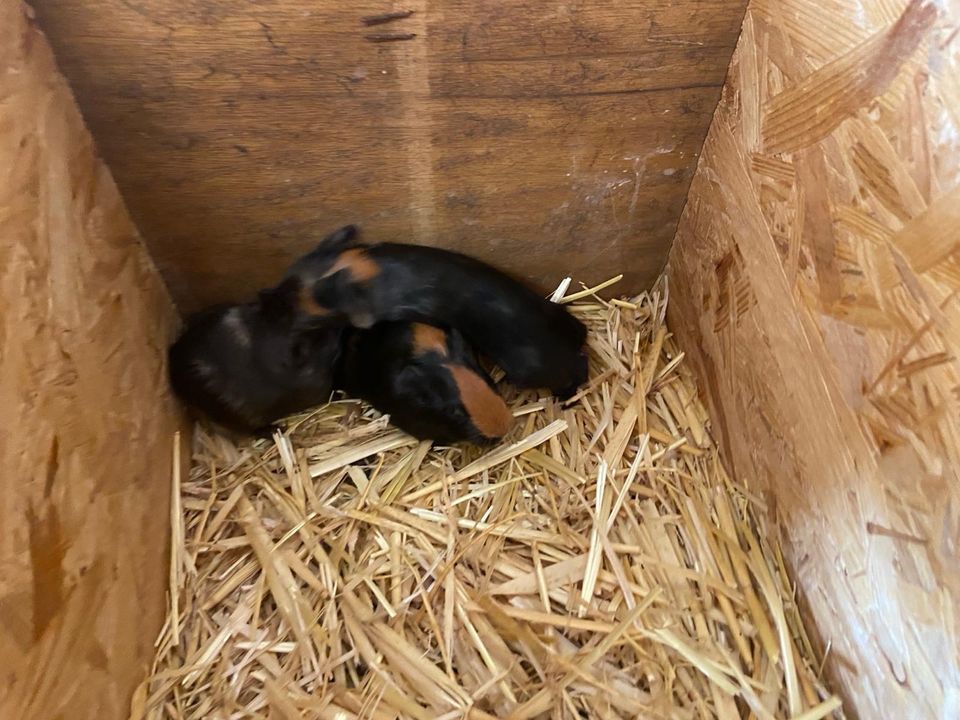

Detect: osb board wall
28,0,749,313
668,0,959,717
0,3,184,718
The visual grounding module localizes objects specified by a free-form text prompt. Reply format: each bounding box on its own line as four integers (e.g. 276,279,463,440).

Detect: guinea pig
279,225,589,398
168,282,344,435
336,321,513,445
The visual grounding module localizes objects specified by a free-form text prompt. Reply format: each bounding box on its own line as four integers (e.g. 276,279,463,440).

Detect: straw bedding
133,279,843,720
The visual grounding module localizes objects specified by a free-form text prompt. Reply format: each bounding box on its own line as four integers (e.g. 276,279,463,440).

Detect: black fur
336,322,510,445
168,287,344,435
283,226,589,397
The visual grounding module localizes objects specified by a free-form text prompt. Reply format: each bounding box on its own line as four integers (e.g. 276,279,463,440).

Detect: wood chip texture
669,0,960,718
0,3,185,719
135,284,843,720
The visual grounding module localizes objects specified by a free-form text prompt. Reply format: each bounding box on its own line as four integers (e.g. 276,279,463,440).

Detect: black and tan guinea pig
168,283,343,435
336,321,513,444
277,225,589,398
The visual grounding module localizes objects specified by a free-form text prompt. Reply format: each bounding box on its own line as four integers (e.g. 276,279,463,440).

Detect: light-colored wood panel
669,1,959,717
0,3,185,718
30,0,748,311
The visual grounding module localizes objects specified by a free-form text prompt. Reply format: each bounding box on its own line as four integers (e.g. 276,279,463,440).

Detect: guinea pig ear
315,224,359,254
257,277,299,319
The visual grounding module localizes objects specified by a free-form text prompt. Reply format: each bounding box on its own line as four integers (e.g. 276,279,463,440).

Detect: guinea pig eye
290,336,312,368
290,331,339,371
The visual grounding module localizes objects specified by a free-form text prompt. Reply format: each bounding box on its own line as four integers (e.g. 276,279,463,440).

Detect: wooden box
2,1,956,717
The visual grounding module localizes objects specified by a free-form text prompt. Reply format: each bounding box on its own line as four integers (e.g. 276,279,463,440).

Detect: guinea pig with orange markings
280,225,589,398
336,321,513,444
168,283,344,435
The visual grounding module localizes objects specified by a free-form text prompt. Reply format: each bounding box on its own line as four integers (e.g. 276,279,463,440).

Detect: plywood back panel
669,0,960,717
0,4,185,718
30,0,747,312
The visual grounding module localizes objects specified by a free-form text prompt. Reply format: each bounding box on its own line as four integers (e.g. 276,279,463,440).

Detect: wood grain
669,1,960,717
0,3,185,718
29,0,748,312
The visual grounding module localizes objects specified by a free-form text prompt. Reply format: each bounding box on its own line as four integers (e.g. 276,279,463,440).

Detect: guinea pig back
284,228,588,397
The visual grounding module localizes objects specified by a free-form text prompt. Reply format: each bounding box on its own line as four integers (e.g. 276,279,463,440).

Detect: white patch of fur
222,307,252,348
191,358,216,379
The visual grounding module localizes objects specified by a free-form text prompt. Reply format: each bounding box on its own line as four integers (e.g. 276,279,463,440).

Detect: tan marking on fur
447,364,512,439
298,284,330,316
411,323,448,357
323,248,381,282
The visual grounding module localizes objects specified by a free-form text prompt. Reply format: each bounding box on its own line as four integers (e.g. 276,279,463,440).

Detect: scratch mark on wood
362,10,415,26
365,32,417,42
